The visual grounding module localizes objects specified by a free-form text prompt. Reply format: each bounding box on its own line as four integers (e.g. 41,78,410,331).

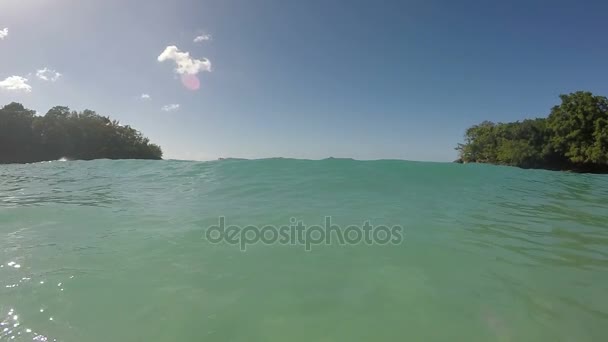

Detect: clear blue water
1,159,607,341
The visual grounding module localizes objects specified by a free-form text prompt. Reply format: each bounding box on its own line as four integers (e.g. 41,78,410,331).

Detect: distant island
0,102,162,164
456,91,608,173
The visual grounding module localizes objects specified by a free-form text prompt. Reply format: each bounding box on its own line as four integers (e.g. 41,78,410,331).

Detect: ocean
1,158,607,341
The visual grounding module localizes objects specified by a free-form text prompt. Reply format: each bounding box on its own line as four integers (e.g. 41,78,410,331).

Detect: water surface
1,159,607,341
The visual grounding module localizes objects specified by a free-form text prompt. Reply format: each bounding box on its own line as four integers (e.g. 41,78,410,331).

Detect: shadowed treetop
0,103,162,164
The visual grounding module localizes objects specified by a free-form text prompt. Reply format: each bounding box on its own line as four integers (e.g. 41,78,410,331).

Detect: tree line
0,102,162,164
456,91,608,173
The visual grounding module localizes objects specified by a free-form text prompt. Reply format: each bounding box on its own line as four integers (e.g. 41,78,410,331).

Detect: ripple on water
0,160,607,341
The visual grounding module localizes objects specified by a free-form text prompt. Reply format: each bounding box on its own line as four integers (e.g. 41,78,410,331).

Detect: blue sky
1,0,607,161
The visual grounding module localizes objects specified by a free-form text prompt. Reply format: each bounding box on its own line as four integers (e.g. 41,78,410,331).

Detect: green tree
0,103,37,163
0,102,163,164
456,91,608,173
547,91,608,164
457,121,498,163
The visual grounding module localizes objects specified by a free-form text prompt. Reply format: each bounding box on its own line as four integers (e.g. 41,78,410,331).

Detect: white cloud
0,76,32,92
158,46,211,75
36,68,62,82
161,104,180,112
193,34,212,43
140,93,151,100
0,28,7,40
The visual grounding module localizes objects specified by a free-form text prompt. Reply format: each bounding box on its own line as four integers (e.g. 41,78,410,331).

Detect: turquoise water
1,159,607,341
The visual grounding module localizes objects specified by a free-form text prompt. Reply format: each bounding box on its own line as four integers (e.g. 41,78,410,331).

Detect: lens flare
180,74,200,91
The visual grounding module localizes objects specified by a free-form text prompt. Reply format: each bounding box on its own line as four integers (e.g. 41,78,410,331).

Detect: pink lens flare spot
181,74,200,91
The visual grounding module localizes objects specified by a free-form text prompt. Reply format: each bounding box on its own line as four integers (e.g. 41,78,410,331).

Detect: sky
1,0,607,162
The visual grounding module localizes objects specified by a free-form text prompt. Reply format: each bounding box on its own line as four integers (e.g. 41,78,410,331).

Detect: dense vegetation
0,102,162,164
456,91,608,173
